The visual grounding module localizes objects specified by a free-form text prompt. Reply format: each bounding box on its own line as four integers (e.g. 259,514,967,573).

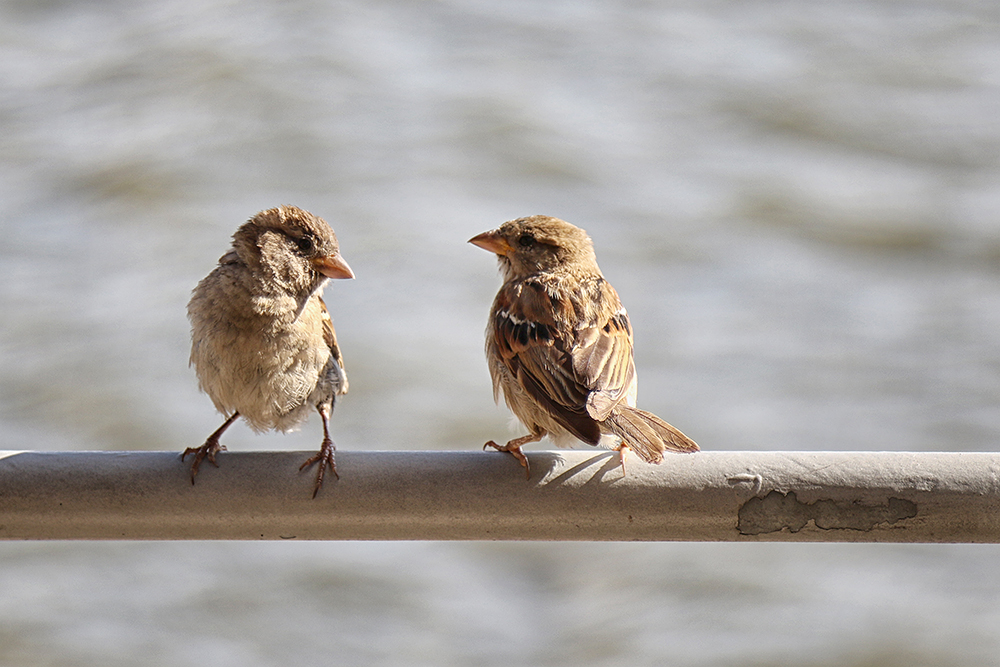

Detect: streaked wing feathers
319,296,348,395
491,278,635,444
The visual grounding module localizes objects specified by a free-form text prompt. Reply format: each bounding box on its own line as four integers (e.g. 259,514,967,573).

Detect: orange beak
468,230,513,256
312,252,355,280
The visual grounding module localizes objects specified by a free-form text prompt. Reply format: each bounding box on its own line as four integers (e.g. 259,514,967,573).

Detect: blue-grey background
2,1,1000,664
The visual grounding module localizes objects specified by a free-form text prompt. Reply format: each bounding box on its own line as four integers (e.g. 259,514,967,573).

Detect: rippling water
2,0,1000,664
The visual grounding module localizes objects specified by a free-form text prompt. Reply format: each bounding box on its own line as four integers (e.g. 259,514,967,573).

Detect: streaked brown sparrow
185,205,353,496
469,215,698,477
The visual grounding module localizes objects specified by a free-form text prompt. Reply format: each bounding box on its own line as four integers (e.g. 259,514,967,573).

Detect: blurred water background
2,0,1000,664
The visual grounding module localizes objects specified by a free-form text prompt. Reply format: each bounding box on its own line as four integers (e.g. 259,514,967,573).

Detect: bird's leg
182,412,239,484
483,432,542,479
614,441,630,477
300,404,339,498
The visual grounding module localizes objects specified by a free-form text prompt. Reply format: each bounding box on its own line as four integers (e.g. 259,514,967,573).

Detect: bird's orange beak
312,252,355,280
468,230,513,256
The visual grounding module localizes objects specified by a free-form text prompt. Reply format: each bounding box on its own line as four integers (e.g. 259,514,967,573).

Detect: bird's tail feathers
606,406,699,464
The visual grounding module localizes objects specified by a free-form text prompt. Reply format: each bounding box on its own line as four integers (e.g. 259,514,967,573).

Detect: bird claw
483,440,531,479
181,441,227,484
301,438,339,498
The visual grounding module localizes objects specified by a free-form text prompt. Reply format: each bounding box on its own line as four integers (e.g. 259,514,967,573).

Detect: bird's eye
518,234,535,248
295,235,315,253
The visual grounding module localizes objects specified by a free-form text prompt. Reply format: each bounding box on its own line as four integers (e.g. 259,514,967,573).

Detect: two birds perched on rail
185,206,697,496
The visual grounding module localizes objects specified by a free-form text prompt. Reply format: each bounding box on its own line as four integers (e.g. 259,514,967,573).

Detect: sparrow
185,205,354,497
469,215,698,478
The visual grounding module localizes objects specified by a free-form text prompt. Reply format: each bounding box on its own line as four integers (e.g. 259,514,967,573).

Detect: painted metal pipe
0,450,997,541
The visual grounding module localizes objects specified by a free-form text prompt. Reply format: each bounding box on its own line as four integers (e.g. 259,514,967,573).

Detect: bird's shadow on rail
530,451,625,488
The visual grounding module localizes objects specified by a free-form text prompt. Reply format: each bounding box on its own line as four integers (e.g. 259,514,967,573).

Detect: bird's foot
300,437,339,498
483,439,531,479
181,439,226,484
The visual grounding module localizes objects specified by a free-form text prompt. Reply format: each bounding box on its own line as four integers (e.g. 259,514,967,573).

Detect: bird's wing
492,278,635,444
573,296,636,421
319,296,348,395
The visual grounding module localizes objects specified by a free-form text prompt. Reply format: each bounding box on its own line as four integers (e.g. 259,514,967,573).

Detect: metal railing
1,450,997,541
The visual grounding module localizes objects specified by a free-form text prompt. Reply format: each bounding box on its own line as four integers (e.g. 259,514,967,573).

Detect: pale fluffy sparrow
469,215,698,477
185,205,353,496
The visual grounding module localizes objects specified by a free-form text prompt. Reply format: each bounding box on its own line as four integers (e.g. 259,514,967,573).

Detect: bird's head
468,215,597,281
232,205,354,297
